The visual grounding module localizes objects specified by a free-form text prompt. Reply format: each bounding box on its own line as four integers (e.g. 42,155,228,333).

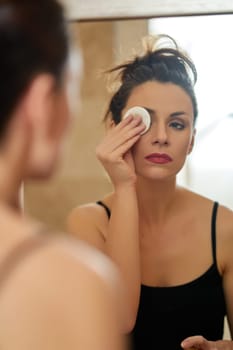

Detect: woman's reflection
67,34,233,350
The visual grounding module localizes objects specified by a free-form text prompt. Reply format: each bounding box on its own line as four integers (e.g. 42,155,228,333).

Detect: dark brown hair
104,35,198,125
0,0,69,137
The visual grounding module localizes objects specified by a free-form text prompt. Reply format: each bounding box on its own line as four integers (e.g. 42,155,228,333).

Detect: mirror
61,0,233,21
24,1,233,230
23,2,233,340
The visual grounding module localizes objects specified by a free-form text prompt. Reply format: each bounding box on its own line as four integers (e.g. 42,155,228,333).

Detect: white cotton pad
123,106,151,134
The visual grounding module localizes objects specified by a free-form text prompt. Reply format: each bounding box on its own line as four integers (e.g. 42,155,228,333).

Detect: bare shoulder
178,186,216,212
216,203,233,237
0,236,121,304
0,236,125,349
67,194,113,250
68,202,109,227
183,188,233,221
217,202,233,220
184,191,233,270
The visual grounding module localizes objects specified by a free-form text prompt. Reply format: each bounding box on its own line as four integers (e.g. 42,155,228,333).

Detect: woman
67,35,233,350
0,1,127,349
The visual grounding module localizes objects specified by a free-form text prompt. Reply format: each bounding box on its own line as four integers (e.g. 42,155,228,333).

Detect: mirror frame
62,0,233,21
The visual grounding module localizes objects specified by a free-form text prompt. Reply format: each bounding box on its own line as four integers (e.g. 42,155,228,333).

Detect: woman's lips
145,153,173,164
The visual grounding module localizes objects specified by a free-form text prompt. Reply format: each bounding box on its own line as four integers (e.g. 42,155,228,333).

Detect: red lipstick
145,153,173,164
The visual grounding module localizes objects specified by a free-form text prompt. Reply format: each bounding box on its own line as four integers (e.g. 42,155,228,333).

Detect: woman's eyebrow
170,111,188,118
142,107,189,118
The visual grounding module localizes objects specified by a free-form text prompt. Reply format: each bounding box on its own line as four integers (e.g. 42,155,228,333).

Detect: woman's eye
169,121,185,130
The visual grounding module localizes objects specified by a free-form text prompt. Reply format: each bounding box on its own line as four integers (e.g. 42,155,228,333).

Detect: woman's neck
136,176,178,224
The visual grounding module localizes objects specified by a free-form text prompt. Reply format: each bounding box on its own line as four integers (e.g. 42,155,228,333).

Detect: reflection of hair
104,34,198,125
0,0,69,137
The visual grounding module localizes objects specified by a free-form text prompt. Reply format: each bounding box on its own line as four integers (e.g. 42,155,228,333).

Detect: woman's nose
150,122,169,145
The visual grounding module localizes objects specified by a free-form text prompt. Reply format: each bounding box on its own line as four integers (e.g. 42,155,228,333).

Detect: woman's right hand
96,115,145,189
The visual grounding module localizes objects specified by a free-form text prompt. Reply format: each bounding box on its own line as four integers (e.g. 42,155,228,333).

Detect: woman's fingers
97,126,142,157
98,116,145,156
95,115,145,186
181,336,214,350
108,115,145,138
97,134,141,164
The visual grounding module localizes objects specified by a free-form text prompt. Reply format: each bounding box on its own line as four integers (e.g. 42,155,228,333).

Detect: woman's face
122,81,195,181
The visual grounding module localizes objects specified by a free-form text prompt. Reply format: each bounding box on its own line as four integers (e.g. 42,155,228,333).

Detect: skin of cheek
131,128,194,181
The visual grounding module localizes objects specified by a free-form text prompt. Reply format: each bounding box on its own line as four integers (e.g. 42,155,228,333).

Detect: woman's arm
105,183,141,332
67,115,145,332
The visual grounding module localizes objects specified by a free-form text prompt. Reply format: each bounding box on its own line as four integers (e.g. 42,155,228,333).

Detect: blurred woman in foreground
0,1,127,349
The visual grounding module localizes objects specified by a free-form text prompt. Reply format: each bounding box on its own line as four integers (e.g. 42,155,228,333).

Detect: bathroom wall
24,19,148,231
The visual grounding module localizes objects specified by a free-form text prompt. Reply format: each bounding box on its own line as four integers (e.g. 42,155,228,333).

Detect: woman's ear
0,76,54,164
188,128,196,154
105,118,116,131
19,74,60,177
109,119,116,128
23,74,55,133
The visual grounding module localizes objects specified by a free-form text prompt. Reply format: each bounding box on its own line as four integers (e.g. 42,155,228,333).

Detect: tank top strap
211,201,219,265
0,228,52,290
96,200,111,219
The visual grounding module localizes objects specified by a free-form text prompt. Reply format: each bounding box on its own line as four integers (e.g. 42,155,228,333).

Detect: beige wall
24,19,148,231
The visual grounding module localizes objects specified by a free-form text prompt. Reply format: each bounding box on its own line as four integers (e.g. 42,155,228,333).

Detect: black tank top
96,200,226,350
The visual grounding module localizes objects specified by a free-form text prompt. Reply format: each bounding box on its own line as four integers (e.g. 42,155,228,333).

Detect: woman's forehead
124,81,194,113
